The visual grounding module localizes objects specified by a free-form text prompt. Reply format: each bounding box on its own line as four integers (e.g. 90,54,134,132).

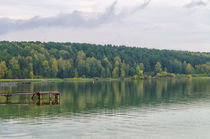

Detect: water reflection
0,78,209,119
0,79,210,138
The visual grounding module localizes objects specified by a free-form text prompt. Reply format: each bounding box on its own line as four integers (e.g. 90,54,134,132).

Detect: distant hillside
0,41,209,79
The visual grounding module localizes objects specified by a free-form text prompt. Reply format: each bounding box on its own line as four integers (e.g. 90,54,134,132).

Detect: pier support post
6,95,10,103
55,94,60,104
25,92,28,104
39,94,42,105
49,92,52,100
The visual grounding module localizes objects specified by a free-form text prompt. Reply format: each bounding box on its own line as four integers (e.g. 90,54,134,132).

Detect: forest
0,41,209,79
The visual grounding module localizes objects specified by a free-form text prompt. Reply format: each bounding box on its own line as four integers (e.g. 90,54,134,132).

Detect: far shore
0,75,209,83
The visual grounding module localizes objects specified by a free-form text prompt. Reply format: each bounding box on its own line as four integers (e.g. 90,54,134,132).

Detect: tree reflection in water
0,78,209,119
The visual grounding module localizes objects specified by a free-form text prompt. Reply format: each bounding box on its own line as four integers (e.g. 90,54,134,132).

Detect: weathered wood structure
31,91,60,100
0,91,60,105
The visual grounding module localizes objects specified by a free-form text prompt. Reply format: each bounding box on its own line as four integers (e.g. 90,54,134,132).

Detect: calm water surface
0,78,210,139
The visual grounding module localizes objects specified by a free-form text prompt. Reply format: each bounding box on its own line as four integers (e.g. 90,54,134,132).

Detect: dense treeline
0,41,209,79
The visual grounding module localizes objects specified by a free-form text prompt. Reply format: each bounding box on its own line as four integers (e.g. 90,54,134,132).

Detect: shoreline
0,76,209,82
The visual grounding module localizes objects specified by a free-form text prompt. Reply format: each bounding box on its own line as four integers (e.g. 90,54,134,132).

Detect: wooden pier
31,91,60,100
0,91,60,105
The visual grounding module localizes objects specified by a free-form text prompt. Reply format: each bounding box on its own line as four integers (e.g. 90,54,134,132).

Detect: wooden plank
0,91,60,96
0,93,33,96
0,103,60,106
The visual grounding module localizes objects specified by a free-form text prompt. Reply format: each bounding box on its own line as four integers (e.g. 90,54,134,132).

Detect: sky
0,0,209,52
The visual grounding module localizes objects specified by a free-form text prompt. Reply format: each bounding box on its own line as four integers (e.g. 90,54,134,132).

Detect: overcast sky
0,0,209,52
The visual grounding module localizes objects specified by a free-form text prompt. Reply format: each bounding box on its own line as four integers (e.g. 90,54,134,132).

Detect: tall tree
9,57,20,78
155,61,162,73
76,50,87,77
136,64,144,79
112,56,121,78
186,63,195,74
103,56,112,77
50,58,58,77
0,61,7,78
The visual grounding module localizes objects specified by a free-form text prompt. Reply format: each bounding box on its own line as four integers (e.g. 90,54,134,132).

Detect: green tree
42,60,50,77
112,56,121,78
103,57,112,77
58,58,72,78
74,68,78,77
76,51,87,77
0,41,208,79
0,61,7,78
155,61,162,74
195,63,210,74
112,67,119,78
186,63,195,74
29,71,34,79
182,61,188,74
50,58,58,77
120,62,126,78
169,59,182,73
136,64,144,79
9,57,20,78
139,63,145,71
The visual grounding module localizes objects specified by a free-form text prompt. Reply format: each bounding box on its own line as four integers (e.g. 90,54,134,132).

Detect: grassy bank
0,75,209,83
0,78,94,82
0,78,63,82
0,78,130,83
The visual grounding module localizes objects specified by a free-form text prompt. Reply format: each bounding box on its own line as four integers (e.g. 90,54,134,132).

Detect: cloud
2,0,210,52
0,0,152,35
132,0,151,12
0,1,119,35
184,0,208,8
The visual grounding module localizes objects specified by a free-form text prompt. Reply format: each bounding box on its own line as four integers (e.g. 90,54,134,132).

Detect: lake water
0,78,210,139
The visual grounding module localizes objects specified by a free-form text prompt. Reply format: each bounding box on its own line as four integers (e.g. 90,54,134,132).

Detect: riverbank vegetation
0,41,209,79
0,78,95,82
